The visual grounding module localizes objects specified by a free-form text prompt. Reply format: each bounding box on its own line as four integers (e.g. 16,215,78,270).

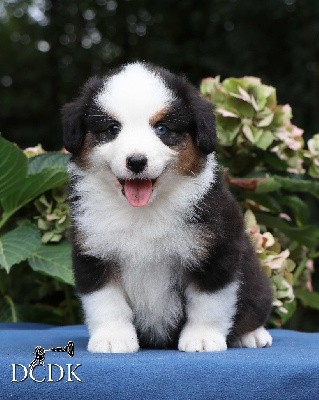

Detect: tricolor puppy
62,62,273,353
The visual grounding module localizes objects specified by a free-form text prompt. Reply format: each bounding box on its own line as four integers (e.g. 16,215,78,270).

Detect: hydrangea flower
244,210,295,316
201,76,305,174
305,133,319,178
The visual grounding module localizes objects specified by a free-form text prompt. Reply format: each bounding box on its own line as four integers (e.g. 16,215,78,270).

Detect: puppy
62,62,273,352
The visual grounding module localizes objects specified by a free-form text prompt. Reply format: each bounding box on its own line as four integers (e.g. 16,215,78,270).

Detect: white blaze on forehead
95,63,175,122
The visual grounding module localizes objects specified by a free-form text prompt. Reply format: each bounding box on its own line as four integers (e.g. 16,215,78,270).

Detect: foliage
201,76,319,328
201,76,305,175
1,0,319,150
0,136,76,325
245,210,296,321
34,189,70,244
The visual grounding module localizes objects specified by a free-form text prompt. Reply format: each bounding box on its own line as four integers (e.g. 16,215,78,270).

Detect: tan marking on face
149,107,169,126
74,132,95,169
174,133,205,177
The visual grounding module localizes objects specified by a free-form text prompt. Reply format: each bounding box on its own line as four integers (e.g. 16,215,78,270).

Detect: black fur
62,77,104,154
189,173,273,341
146,65,218,153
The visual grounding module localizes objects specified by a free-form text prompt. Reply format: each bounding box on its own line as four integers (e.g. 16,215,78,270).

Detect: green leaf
295,289,319,310
1,168,68,220
256,177,281,193
273,176,319,200
218,128,240,146
0,299,18,322
217,114,241,132
255,130,275,150
244,193,282,213
256,113,274,127
28,152,70,174
228,98,254,118
293,257,308,282
276,301,296,325
3,295,18,322
216,108,239,118
222,77,246,93
263,152,288,172
255,175,319,198
0,136,28,198
309,163,319,178
256,213,319,248
265,88,277,108
0,224,41,273
281,196,310,225
242,124,255,143
28,240,74,285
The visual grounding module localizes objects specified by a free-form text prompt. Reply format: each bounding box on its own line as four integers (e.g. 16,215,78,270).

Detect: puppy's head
62,63,217,208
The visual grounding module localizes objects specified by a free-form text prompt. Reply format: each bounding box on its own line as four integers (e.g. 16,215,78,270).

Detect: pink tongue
123,179,153,207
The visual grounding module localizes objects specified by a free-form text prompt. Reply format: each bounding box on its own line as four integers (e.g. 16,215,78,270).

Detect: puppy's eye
154,123,170,137
106,122,121,136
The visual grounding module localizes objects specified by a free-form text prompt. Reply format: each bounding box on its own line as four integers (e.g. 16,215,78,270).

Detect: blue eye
107,123,121,136
154,123,169,136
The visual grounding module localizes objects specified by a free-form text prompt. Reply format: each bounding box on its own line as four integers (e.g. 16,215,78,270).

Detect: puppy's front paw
88,322,139,353
231,326,272,348
178,323,227,352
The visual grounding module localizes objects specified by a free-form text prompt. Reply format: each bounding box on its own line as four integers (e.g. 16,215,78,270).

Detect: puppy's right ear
61,76,102,154
61,100,85,154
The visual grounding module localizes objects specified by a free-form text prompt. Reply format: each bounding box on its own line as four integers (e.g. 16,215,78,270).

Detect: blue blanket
0,323,318,399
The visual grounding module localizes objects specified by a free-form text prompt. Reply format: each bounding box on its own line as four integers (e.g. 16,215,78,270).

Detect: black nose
126,154,148,173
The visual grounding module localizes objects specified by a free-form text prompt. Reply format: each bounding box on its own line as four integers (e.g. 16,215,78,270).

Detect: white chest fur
70,157,216,341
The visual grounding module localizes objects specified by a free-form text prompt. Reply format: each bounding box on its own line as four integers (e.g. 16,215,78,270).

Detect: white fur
96,63,175,123
81,284,139,353
231,327,272,348
92,64,177,181
69,154,217,345
69,153,217,262
90,127,176,182
178,281,239,352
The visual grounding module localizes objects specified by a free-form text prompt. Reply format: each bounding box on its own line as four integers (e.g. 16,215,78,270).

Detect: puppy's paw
178,324,227,352
231,326,272,348
88,322,139,353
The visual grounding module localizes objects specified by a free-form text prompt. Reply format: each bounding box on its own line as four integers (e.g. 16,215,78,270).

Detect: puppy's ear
61,100,85,154
190,92,217,154
61,76,101,154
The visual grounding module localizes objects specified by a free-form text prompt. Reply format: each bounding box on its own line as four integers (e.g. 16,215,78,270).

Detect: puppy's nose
126,154,148,173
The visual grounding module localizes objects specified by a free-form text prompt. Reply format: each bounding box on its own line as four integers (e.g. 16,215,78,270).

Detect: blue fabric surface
0,323,318,400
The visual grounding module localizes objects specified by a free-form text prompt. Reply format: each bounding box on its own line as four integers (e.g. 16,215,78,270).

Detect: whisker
85,114,107,117
167,165,196,177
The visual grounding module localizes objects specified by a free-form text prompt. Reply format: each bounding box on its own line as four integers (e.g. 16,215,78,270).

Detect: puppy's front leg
178,282,238,352
81,284,139,353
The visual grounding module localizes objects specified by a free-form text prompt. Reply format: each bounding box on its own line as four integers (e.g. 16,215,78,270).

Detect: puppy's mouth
118,178,157,208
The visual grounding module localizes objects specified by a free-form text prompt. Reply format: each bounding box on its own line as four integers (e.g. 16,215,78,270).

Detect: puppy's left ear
190,92,217,154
